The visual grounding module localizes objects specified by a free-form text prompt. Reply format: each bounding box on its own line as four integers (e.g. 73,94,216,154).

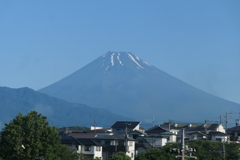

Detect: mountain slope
0,87,132,127
39,51,240,123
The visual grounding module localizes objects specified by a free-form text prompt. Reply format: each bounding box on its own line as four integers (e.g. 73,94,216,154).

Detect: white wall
169,135,177,142
211,136,228,142
145,137,167,147
216,125,226,133
93,146,102,159
126,141,135,160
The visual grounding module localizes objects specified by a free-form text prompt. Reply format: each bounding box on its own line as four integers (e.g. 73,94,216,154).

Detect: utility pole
219,115,222,124
222,141,226,160
168,118,171,131
225,111,232,131
181,129,185,160
151,117,154,148
94,120,96,135
209,141,225,160
175,129,197,159
125,123,131,153
152,116,154,127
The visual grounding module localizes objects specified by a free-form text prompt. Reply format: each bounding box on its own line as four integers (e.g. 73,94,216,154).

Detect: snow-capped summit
101,52,151,70
99,52,153,73
39,51,240,123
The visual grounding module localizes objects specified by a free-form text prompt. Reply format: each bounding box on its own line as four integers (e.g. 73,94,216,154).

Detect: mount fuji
39,51,240,123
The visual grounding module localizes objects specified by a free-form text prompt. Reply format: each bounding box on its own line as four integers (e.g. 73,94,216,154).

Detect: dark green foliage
186,140,240,160
57,144,79,160
136,147,176,160
186,140,222,160
137,141,240,160
0,111,77,160
109,152,131,160
225,142,240,160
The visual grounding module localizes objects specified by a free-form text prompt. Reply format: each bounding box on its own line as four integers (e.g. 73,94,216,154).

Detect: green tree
186,140,240,160
109,152,131,160
0,111,77,160
136,140,240,160
225,142,240,160
186,140,221,160
136,147,177,160
57,144,80,160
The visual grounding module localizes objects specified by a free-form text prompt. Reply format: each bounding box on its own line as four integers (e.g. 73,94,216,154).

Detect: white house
208,131,229,142
187,131,207,141
94,134,136,160
61,136,103,159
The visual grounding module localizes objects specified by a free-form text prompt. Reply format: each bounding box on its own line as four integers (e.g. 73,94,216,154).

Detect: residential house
88,127,113,136
161,122,225,133
146,125,177,144
208,131,229,142
130,125,177,154
187,131,207,141
93,134,135,160
160,122,225,142
128,130,146,139
111,121,141,134
227,125,240,142
61,136,103,159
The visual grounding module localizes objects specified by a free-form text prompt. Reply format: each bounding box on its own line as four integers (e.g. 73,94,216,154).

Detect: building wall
77,145,103,159
126,141,135,160
211,136,228,142
169,135,177,142
145,137,167,148
93,146,102,159
216,125,226,133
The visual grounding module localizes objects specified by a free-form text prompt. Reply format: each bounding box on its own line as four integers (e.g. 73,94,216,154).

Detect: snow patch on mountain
135,56,140,61
111,53,115,66
143,61,152,66
101,51,153,72
117,53,123,66
105,66,109,71
128,53,144,69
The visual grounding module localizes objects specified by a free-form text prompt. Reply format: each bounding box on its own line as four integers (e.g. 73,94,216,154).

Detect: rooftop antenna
152,116,154,127
219,115,222,124
94,119,96,135
169,118,171,131
225,111,232,131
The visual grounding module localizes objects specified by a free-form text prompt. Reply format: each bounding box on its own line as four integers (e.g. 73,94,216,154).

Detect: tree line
136,140,240,160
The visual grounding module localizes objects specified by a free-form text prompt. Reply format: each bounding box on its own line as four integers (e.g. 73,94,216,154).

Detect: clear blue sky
0,1,240,105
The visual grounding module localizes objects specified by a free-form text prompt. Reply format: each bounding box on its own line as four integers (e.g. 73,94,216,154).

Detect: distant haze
39,52,240,125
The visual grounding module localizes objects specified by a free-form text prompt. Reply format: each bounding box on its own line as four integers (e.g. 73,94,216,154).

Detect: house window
118,141,125,146
131,153,134,158
96,146,101,151
84,146,91,151
129,141,133,147
105,140,111,145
